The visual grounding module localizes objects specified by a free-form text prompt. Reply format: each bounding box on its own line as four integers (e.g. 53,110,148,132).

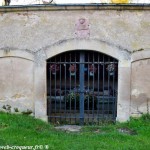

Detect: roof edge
0,4,150,12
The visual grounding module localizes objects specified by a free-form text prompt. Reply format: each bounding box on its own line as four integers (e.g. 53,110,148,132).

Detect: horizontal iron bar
47,96,117,99
48,116,115,119
47,62,118,64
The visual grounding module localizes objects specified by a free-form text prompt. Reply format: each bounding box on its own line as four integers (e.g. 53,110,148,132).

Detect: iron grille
47,51,118,125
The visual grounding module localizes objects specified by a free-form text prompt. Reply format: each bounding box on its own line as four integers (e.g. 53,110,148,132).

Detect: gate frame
34,39,131,122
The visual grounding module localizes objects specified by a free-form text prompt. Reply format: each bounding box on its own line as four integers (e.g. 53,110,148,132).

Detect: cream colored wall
0,10,149,53
131,49,150,116
0,57,34,113
0,6,149,121
131,59,150,116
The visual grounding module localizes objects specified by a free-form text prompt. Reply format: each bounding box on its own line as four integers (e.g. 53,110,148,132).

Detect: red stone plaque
75,18,90,39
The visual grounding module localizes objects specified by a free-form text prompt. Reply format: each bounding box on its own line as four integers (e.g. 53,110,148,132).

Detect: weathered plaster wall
131,58,150,116
0,6,149,121
0,10,149,52
0,57,34,113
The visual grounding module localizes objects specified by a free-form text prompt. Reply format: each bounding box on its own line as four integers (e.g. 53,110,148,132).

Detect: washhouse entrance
47,50,118,124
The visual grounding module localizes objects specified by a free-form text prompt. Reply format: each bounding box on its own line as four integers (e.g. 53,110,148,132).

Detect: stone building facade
0,4,149,122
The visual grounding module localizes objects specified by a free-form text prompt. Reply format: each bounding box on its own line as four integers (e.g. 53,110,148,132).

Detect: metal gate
47,51,118,125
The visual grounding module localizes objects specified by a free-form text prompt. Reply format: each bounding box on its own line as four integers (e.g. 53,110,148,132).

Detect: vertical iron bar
108,57,110,119
54,57,57,123
97,54,100,123
92,52,95,124
112,59,115,120
69,53,71,124
49,61,52,123
80,52,85,125
102,55,105,119
64,54,67,122
114,62,118,120
59,56,62,123
88,53,90,124
74,52,77,124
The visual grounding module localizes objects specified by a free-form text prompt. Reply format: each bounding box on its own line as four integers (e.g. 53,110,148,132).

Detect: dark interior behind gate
47,50,118,125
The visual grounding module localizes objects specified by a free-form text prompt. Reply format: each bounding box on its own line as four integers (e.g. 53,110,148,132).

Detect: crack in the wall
132,48,144,53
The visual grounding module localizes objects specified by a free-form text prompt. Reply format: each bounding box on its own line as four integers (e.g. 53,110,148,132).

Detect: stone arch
131,49,150,62
0,50,34,113
34,39,131,122
0,49,34,61
130,49,150,116
44,39,131,62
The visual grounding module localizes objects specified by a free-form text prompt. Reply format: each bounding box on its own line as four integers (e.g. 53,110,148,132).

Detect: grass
0,112,150,150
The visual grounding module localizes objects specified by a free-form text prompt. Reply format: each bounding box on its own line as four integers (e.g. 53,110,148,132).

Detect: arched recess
0,49,34,61
0,50,34,113
131,49,150,62
131,49,150,117
34,39,131,122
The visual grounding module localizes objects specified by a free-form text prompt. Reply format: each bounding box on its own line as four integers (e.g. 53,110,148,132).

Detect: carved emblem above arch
75,18,90,39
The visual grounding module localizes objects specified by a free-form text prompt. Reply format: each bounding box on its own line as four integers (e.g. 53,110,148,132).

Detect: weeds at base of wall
1,105,33,116
21,109,33,115
140,113,150,121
